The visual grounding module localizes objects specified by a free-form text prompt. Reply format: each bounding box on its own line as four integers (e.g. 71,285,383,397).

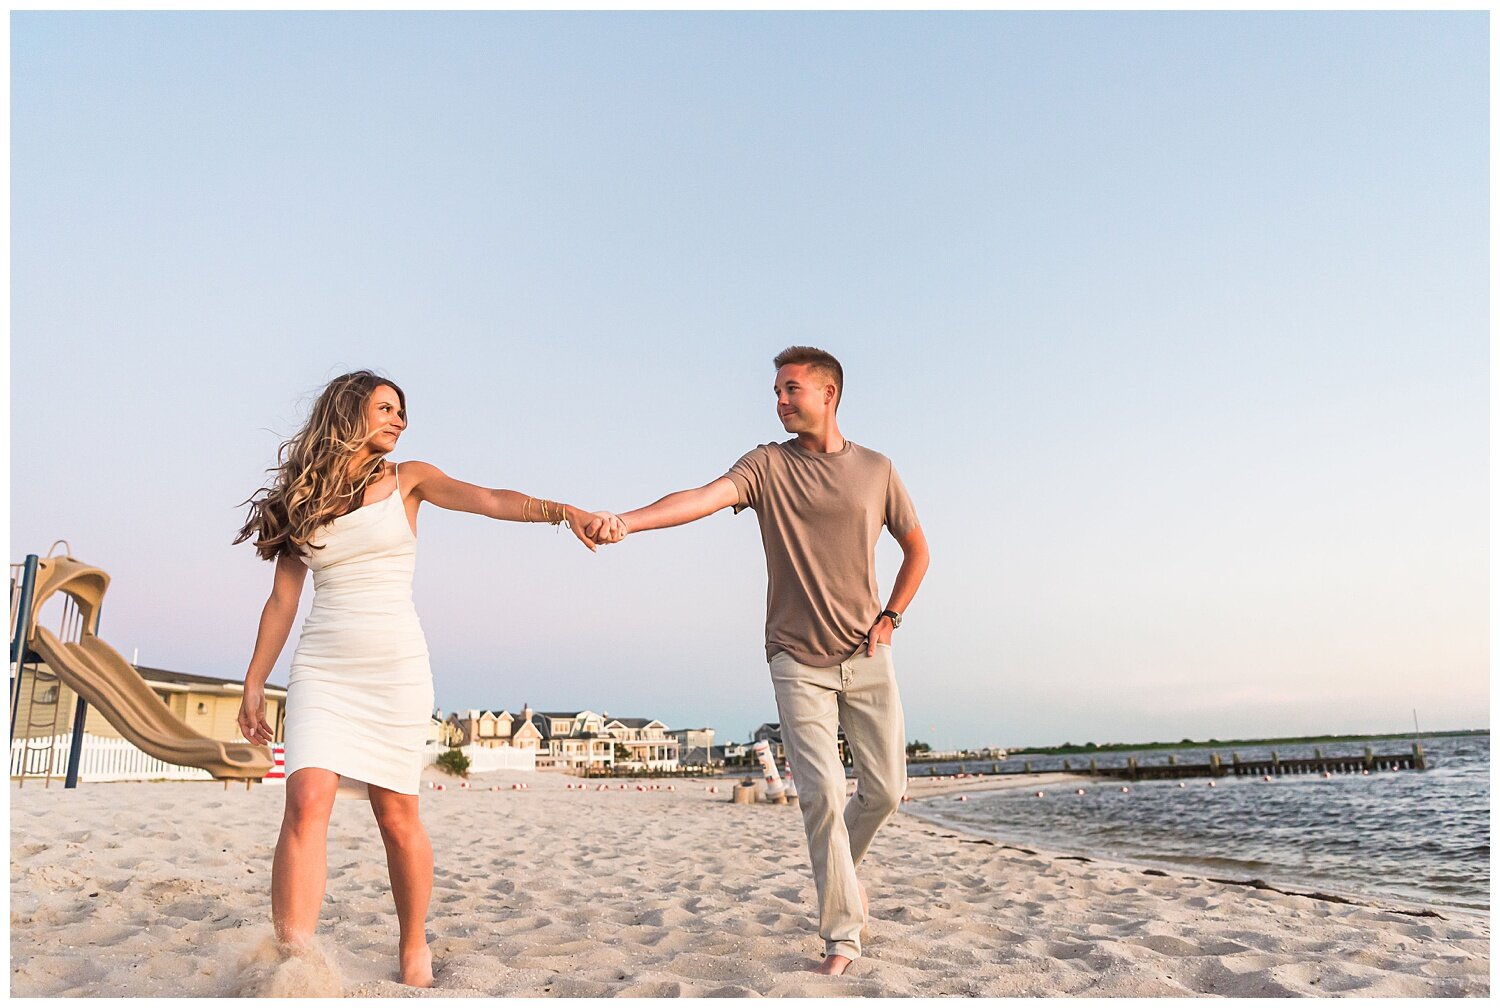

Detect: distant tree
614,743,633,763
1083,742,1097,750
1180,738,1194,745
906,740,931,757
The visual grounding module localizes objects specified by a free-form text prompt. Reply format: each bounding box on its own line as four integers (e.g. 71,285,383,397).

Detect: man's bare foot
812,954,853,976
399,943,434,988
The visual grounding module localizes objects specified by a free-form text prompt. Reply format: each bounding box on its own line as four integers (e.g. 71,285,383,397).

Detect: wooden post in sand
1127,756,1138,781
1089,758,1098,776
1210,753,1222,777
733,780,758,804
1412,742,1426,770
1023,761,1032,774
1363,746,1375,771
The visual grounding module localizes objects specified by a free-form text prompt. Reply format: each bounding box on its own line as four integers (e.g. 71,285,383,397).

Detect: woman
234,370,621,987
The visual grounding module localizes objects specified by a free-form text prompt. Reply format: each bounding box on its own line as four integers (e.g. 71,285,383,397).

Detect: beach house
670,727,717,769
531,709,615,770
604,717,680,770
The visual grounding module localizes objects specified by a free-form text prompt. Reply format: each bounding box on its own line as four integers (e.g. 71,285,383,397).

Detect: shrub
436,747,471,778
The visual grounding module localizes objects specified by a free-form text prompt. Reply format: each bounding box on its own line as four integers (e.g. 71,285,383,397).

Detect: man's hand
864,615,894,656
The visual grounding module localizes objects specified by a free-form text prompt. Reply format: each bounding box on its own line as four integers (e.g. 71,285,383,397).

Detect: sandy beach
10,769,1489,997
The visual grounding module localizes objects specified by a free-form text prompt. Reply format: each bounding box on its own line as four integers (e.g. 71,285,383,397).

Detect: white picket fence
10,733,213,783
427,742,535,773
9,735,536,784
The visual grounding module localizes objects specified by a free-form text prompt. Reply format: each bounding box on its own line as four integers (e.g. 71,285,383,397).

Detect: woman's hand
238,685,274,746
562,507,613,552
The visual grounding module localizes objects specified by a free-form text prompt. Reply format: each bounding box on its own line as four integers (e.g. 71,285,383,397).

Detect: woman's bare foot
812,954,853,976
399,943,434,988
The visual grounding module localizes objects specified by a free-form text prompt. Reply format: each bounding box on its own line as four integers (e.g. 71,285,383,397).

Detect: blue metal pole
64,697,87,789
63,590,96,790
10,554,39,741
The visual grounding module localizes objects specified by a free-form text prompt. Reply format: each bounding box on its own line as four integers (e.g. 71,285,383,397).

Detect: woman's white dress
284,464,432,797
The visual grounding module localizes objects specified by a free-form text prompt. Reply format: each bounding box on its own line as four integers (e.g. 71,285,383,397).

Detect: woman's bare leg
368,785,434,987
271,768,340,944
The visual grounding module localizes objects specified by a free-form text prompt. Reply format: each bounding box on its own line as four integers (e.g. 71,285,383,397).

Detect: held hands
237,686,274,746
864,615,894,656
582,512,628,546
563,508,628,552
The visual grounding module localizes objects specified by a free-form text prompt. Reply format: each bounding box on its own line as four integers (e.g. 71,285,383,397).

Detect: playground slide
29,626,273,780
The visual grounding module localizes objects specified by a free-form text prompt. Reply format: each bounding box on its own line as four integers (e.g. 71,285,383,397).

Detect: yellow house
10,661,288,744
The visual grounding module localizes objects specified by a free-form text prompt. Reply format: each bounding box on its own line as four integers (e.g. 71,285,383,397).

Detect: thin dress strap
392,461,400,494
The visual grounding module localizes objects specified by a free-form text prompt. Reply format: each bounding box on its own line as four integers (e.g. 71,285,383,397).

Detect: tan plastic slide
23,556,272,781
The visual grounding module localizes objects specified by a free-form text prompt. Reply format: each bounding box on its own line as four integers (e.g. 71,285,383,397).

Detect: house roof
136,664,288,695
679,746,723,765
608,717,656,729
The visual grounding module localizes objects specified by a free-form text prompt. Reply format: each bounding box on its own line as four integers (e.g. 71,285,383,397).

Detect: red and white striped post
264,743,286,784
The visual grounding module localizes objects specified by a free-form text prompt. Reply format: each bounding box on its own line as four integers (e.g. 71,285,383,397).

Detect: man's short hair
774,346,844,408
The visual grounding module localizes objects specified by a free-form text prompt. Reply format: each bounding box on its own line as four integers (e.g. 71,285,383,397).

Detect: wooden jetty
1000,743,1428,781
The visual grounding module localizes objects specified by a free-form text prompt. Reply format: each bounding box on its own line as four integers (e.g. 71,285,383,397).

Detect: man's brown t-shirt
724,439,919,667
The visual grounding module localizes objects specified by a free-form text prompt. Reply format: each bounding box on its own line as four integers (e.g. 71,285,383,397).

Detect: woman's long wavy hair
235,371,407,561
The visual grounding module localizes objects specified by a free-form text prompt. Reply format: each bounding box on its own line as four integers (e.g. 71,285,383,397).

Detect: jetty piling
908,741,1429,783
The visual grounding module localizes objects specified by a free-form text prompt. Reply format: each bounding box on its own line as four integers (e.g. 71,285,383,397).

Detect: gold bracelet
522,497,533,523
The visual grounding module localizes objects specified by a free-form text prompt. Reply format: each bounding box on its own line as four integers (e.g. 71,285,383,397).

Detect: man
587,347,930,975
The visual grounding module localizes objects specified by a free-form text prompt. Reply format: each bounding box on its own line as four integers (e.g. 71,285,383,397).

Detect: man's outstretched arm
586,477,740,539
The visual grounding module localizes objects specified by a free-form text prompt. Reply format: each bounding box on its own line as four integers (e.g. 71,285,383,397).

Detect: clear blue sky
12,12,1488,749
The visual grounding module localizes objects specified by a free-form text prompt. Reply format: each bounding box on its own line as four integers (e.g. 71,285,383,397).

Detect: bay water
905,733,1488,910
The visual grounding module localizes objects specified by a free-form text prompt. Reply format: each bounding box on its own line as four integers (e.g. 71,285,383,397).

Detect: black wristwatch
880,609,902,629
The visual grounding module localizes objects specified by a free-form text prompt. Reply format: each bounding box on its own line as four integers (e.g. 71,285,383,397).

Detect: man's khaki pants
769,644,906,962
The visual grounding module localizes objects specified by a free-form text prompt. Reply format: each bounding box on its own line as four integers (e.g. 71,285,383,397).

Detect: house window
197,702,207,715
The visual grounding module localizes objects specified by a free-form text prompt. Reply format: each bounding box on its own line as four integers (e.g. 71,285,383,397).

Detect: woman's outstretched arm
399,459,621,552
